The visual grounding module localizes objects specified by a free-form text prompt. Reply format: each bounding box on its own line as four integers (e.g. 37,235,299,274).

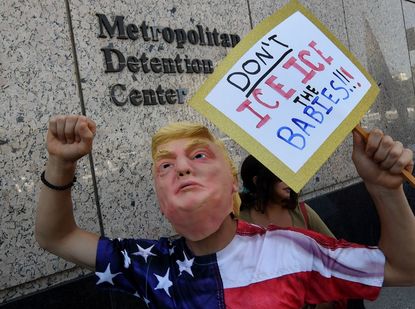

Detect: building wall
1,0,415,307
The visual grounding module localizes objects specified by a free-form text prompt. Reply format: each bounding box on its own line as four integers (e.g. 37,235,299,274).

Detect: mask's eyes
193,152,207,160
157,162,174,175
161,162,173,169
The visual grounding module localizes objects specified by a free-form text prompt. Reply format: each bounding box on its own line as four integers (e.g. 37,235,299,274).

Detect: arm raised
352,129,415,286
36,115,99,270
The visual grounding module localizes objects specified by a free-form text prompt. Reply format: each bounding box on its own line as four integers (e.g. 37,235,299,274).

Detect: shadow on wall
307,175,415,246
0,274,146,309
362,18,415,147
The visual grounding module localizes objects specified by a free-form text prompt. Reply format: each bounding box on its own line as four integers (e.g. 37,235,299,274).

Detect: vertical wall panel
344,0,414,147
0,0,100,302
403,0,415,152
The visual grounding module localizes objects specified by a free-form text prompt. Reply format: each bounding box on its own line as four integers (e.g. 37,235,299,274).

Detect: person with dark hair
239,155,343,309
239,155,333,236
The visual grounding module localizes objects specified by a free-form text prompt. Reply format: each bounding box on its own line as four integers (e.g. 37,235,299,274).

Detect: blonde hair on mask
151,122,240,216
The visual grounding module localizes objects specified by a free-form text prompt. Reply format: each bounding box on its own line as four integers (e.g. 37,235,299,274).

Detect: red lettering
309,41,333,65
298,50,325,71
236,99,270,128
283,56,316,84
265,75,296,99
252,88,279,109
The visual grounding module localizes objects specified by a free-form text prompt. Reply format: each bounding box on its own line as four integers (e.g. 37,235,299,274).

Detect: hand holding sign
354,125,415,188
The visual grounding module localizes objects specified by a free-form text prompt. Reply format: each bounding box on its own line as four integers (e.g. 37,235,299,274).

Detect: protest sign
189,0,379,192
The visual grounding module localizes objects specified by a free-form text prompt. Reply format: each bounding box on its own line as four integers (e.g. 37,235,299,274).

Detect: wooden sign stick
353,125,415,188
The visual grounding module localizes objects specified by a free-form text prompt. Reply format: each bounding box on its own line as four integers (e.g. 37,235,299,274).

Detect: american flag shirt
95,220,384,308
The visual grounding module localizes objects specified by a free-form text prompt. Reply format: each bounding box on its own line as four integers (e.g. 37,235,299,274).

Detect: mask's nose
175,157,192,177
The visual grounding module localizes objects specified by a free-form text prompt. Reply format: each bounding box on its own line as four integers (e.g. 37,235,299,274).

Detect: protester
239,154,334,235
36,115,415,308
239,154,339,308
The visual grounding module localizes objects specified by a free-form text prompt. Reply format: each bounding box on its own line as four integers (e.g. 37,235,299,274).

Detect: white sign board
190,0,379,192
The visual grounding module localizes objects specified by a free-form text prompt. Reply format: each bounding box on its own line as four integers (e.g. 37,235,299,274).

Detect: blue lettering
311,96,333,115
292,118,316,136
277,127,305,150
304,106,324,124
328,80,349,100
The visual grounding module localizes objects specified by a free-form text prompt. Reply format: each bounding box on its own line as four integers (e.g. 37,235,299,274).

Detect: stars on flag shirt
95,220,384,308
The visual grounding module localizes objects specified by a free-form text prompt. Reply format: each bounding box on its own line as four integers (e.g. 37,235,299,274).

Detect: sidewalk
365,287,415,308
